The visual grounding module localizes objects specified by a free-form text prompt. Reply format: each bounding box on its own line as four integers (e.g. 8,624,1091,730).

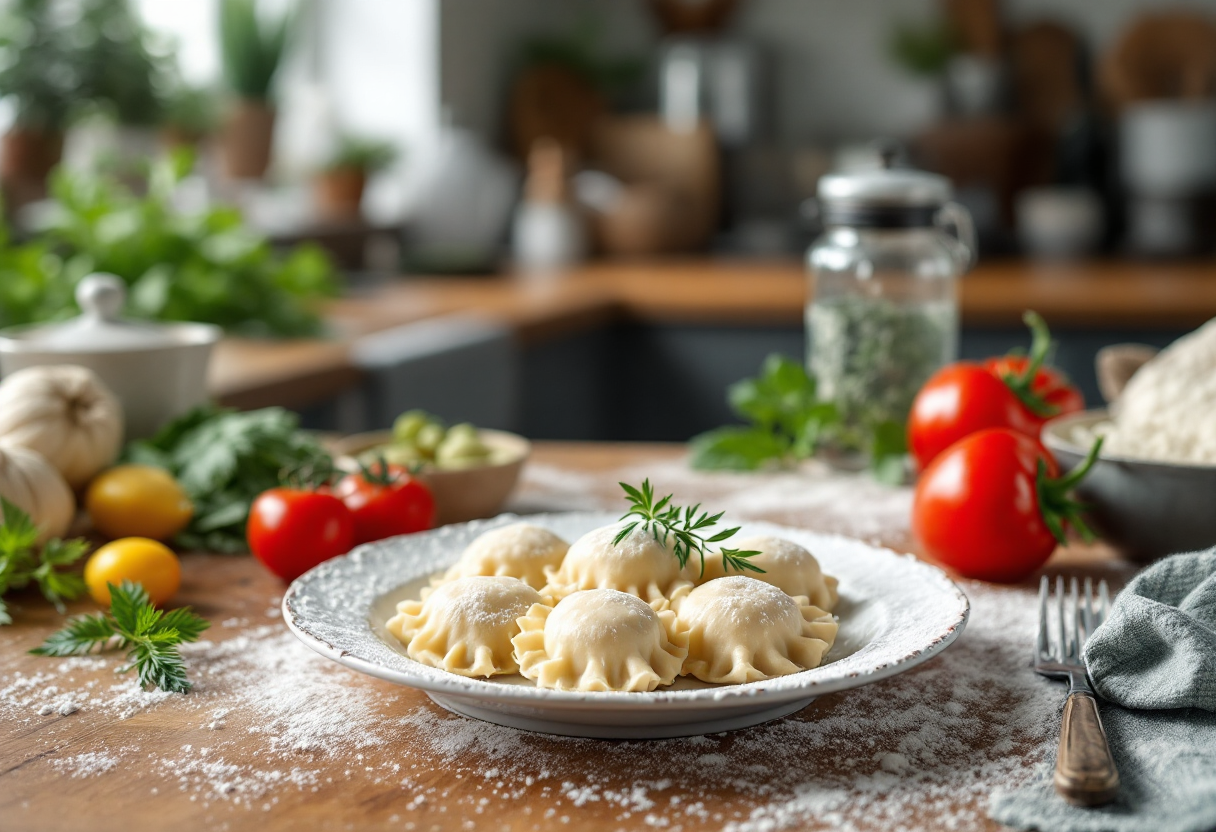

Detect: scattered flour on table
517,458,913,543
2,578,1100,829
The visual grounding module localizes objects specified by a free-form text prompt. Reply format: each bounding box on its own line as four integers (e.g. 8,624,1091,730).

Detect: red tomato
247,488,355,582
985,355,1085,430
908,363,1038,471
912,428,1097,583
907,311,1085,470
333,464,435,544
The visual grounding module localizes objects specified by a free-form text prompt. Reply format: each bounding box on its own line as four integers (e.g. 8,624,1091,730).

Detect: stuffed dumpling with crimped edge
512,589,688,692
696,535,839,612
438,522,569,591
671,576,838,684
387,576,547,678
541,521,694,605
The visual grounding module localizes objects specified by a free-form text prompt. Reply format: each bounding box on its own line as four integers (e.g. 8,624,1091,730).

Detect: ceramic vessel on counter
331,429,531,526
1042,409,1216,563
0,274,221,440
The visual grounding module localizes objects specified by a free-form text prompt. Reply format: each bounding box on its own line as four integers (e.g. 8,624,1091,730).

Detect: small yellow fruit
85,538,182,607
86,464,193,542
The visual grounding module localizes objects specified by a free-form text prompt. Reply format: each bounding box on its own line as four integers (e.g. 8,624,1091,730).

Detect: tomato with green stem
333,461,435,545
908,311,1084,470
912,428,1102,583
247,488,355,582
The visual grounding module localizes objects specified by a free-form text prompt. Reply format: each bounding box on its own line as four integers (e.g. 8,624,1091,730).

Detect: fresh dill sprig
31,580,209,694
613,479,763,578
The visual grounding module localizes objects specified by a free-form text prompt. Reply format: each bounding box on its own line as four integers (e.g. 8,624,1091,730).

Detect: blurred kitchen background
2,0,1215,442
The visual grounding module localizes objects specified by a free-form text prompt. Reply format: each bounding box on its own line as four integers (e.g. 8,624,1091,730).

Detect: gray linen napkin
989,550,1216,832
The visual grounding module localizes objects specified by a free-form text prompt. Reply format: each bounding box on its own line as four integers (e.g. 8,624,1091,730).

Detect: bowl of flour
1043,318,1216,562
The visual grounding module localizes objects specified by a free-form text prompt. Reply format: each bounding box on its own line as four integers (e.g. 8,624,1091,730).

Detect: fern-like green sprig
31,581,209,694
613,480,763,579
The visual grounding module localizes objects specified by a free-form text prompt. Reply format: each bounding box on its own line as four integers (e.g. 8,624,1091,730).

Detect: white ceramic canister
0,274,222,440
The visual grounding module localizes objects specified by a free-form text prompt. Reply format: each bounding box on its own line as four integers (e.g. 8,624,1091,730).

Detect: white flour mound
1105,317,1216,464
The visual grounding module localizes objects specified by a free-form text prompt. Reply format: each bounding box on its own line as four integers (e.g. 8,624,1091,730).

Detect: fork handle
1055,692,1120,806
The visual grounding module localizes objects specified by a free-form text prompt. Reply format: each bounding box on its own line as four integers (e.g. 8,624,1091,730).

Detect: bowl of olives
332,410,531,525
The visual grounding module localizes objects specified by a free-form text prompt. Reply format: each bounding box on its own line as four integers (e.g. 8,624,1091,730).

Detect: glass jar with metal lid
806,161,974,459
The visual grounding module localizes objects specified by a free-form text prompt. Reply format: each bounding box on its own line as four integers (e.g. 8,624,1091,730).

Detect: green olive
414,422,447,455
392,410,432,444
435,423,493,468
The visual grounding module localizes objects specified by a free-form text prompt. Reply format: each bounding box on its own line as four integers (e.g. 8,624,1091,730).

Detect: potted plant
314,136,397,220
160,85,220,151
0,0,84,195
218,0,295,179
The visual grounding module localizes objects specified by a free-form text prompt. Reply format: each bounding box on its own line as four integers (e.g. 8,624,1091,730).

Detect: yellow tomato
86,465,193,542
85,538,182,607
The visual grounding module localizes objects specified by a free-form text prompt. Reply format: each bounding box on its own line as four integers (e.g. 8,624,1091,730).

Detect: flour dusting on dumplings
387,576,543,678
673,576,838,684
699,535,839,612
542,522,693,604
441,522,569,590
512,589,687,692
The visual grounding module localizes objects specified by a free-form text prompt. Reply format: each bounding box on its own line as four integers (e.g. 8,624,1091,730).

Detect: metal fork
1034,575,1120,807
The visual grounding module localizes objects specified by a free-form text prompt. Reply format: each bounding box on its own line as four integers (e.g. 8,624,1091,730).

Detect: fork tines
1037,575,1112,665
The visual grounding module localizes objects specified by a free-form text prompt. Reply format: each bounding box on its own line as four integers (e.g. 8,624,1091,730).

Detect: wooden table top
0,442,1132,832
211,258,1216,410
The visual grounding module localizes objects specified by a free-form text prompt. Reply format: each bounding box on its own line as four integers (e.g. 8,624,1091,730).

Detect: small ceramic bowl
1042,409,1216,563
331,429,531,526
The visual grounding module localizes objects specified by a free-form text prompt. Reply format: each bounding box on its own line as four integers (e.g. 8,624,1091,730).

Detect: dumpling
387,576,543,678
440,522,569,590
673,576,838,684
512,589,687,692
696,535,839,612
542,522,693,604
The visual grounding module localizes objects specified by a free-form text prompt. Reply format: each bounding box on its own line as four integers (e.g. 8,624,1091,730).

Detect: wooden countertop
0,442,1130,832
211,258,1216,409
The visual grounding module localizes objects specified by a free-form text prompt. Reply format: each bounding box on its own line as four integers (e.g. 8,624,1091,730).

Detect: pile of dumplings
385,520,840,692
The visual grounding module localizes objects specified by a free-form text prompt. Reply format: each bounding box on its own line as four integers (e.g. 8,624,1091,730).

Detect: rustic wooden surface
0,443,1132,832
211,258,1216,410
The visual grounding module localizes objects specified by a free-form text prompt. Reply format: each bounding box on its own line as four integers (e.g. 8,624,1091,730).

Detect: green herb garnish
32,581,210,694
689,355,838,471
125,405,332,553
0,498,89,625
614,480,763,579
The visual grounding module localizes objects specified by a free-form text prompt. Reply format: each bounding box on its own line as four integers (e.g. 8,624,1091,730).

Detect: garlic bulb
0,365,124,489
0,445,75,542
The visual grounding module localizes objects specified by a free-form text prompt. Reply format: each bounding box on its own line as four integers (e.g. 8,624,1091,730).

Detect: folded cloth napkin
990,550,1216,832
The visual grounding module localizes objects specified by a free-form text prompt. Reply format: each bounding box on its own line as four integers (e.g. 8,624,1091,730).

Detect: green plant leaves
32,580,210,693
688,353,909,482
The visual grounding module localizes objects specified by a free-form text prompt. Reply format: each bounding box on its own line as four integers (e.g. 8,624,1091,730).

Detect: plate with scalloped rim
283,511,969,739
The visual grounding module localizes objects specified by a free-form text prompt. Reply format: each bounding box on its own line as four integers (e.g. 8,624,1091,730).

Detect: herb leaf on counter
0,498,89,624
32,580,210,694
615,479,763,578
689,355,839,472
126,406,332,553
689,354,911,483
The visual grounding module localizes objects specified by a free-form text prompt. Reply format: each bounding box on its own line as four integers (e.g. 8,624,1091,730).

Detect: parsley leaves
32,580,210,693
125,406,332,553
688,354,908,484
0,498,89,625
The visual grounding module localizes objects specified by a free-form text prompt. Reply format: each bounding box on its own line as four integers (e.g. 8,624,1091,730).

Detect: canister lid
817,161,953,227
0,273,220,353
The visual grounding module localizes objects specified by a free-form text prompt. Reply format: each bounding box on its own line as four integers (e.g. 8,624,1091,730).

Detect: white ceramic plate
283,512,969,739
